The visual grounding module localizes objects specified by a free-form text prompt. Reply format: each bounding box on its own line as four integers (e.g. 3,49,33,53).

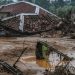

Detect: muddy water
20,50,75,75
65,50,75,74
20,45,75,73
64,50,75,66
0,37,75,75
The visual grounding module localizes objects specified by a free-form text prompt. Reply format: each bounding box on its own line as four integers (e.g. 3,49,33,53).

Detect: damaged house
0,1,60,36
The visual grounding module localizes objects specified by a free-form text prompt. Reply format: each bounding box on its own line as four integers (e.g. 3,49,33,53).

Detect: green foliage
49,5,56,14
35,0,50,10
71,1,75,6
0,0,13,5
48,0,75,18
58,0,65,7
56,5,73,18
27,0,33,2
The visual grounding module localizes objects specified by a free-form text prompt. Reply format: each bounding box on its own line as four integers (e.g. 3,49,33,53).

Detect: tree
49,5,56,14
35,0,50,10
56,5,72,18
57,0,65,7
71,0,75,6
32,0,35,3
0,0,13,5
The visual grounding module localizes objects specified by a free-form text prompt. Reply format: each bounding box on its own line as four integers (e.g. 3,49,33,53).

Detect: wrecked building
0,1,60,36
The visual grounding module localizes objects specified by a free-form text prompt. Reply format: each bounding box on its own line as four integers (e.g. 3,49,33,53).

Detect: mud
0,37,75,75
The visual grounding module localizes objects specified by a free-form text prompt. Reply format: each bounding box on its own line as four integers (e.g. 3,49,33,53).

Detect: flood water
0,37,75,75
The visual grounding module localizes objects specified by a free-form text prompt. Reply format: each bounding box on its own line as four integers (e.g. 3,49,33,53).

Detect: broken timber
0,60,23,75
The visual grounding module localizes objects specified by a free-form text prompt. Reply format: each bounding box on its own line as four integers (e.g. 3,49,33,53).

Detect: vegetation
0,0,13,5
